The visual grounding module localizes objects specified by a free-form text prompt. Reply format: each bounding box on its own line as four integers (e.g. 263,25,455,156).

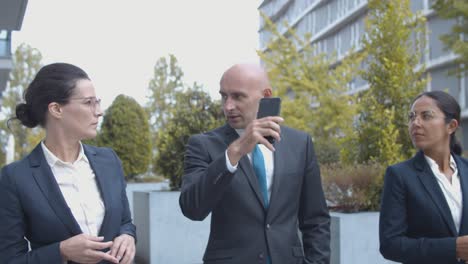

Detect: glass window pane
0,31,9,57
430,66,460,99
428,16,456,60
410,0,424,12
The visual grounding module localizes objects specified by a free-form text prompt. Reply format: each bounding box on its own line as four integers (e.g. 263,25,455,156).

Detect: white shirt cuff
225,150,238,173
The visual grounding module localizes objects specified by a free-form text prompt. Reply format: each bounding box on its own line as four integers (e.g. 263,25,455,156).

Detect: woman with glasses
0,63,136,264
379,91,468,264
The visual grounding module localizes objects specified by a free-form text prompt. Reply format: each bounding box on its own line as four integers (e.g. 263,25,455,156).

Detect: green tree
351,0,427,166
258,13,362,163
155,85,223,189
0,131,5,167
432,0,468,74
146,54,184,130
0,43,43,161
97,94,151,180
146,54,185,174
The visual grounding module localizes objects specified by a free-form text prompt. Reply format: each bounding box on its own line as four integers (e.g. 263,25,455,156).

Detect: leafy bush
315,141,340,165
0,148,5,168
154,87,224,190
321,162,384,212
97,95,152,180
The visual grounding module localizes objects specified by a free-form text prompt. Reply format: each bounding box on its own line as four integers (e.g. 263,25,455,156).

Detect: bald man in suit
179,64,330,264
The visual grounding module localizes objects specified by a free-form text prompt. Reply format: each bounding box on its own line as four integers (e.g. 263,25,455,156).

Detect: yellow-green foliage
154,86,224,189
346,0,426,164
258,13,362,162
0,44,43,161
97,94,152,179
258,1,427,212
375,107,408,167
0,146,5,167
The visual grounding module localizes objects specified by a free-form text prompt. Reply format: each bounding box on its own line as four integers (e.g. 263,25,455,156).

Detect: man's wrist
59,241,68,262
456,237,465,261
227,143,242,166
225,150,238,172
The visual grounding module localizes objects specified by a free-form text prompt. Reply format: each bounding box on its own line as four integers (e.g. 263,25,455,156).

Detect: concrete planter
330,212,395,264
133,191,210,264
126,182,170,217
131,188,395,264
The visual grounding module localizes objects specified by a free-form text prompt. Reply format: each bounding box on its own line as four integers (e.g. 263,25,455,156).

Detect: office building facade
0,0,28,99
259,0,468,148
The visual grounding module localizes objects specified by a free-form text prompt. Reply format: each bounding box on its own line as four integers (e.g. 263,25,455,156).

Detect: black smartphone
257,97,281,144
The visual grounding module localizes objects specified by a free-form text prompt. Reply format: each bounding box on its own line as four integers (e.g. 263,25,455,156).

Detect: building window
410,0,424,12
428,16,456,61
429,65,460,99
335,34,342,57
0,30,10,58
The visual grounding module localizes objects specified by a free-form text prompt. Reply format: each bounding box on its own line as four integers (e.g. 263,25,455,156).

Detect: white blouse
41,142,105,236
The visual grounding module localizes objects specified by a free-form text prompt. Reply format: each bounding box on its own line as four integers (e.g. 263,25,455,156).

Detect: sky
12,0,262,110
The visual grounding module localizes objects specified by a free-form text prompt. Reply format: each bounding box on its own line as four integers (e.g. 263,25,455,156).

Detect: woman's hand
60,234,119,263
457,236,468,262
109,234,136,264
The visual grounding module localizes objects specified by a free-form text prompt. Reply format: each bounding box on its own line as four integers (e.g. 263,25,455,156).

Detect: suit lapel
414,151,457,236
29,144,82,235
455,155,468,235
222,124,266,209
239,156,267,209
83,145,112,236
269,132,284,211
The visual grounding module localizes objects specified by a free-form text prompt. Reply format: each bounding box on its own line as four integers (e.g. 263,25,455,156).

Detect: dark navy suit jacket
0,144,136,264
380,151,468,264
179,124,330,264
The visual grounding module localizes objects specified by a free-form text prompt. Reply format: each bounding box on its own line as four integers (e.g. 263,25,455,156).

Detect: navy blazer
380,151,468,264
179,124,330,264
0,144,136,264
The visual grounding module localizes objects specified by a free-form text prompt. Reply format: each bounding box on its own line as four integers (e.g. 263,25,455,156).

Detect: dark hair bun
15,103,38,128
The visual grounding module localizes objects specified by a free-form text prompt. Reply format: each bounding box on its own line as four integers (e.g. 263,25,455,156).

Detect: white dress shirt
425,154,463,233
41,142,105,236
225,129,274,200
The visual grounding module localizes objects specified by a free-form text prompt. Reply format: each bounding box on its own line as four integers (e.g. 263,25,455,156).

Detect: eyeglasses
407,110,442,123
69,96,102,110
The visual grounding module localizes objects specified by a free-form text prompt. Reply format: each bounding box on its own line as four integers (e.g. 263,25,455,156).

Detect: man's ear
263,88,272,97
48,102,62,119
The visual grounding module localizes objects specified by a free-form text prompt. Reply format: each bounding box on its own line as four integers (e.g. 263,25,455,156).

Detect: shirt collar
235,129,244,136
424,154,457,173
41,141,89,167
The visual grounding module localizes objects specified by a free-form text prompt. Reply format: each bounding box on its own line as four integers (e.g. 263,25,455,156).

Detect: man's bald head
219,63,272,129
220,63,271,93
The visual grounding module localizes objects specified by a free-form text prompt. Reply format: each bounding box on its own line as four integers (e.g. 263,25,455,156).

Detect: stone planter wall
133,191,210,264
131,188,395,264
126,182,169,217
330,212,396,264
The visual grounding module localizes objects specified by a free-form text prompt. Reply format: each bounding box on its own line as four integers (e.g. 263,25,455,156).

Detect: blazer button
258,252,264,260
266,224,271,229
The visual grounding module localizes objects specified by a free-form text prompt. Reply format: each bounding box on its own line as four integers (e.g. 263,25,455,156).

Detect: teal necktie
252,145,268,207
253,145,271,264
